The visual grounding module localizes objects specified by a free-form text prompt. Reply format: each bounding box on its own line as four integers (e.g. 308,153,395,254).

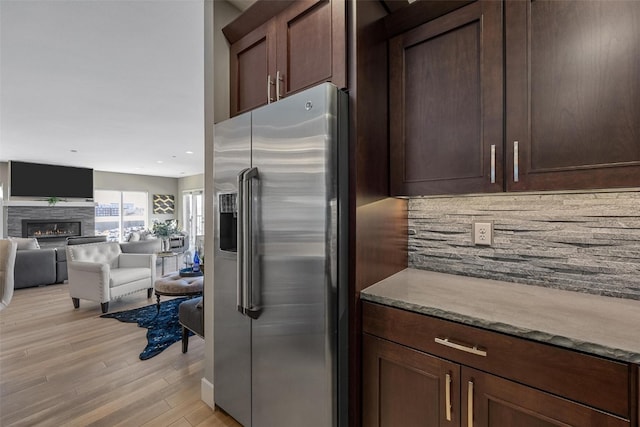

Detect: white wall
94,170,179,226
0,163,7,237
178,173,204,231
0,162,8,201
178,173,204,192
203,0,242,405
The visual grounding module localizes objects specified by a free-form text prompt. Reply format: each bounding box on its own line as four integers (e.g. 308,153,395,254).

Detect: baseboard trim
201,377,214,409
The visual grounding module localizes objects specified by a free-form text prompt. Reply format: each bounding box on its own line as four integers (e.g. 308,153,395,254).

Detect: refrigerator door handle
243,167,262,320
236,168,250,315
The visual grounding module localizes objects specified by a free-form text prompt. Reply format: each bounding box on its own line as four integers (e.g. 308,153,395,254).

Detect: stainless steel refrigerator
213,83,348,427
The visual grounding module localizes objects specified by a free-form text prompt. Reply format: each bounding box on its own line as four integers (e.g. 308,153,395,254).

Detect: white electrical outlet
473,222,493,246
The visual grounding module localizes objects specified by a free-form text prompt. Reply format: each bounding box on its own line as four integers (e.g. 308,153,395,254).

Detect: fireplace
22,219,82,240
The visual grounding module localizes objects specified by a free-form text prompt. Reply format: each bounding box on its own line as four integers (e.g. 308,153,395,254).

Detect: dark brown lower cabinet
463,367,629,427
362,302,635,427
363,334,460,426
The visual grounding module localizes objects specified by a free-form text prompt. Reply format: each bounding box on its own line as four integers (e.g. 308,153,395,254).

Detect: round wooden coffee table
154,271,203,313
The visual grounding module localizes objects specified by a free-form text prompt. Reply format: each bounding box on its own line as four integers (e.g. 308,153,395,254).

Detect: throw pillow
9,237,40,250
128,232,141,242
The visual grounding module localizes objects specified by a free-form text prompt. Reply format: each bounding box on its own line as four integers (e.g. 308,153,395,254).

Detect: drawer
362,301,632,419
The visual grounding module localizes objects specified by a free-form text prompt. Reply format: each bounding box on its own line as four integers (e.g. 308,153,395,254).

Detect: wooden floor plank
140,399,207,427
0,283,241,427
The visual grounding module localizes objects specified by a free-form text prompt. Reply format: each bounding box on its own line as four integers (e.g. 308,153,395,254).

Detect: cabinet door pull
467,381,474,427
267,75,274,104
276,70,283,101
490,144,496,183
445,372,452,421
513,141,519,182
435,337,487,357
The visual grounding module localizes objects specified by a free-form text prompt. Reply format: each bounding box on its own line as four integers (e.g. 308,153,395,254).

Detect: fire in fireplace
22,220,82,239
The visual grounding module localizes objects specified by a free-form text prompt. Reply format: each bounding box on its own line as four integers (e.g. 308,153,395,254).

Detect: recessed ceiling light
70,149,78,153
185,151,193,154
157,160,164,164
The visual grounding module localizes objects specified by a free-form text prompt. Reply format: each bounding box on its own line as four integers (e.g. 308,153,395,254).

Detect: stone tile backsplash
408,190,640,300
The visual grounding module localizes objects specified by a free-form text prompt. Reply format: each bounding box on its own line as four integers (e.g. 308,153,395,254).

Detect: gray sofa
119,238,162,255
14,247,58,289
8,237,58,289
11,236,107,289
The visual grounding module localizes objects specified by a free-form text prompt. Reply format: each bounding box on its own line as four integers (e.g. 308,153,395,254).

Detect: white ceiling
0,0,221,179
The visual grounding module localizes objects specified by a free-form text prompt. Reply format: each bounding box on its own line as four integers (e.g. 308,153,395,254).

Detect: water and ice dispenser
218,193,237,252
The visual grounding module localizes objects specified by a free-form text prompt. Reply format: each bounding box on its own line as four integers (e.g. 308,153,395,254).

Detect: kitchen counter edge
360,268,640,364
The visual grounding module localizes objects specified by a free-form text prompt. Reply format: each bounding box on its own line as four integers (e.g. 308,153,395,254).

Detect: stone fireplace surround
5,202,96,248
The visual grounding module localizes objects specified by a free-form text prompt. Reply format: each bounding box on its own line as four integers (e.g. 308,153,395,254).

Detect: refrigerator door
213,112,252,427
250,83,341,427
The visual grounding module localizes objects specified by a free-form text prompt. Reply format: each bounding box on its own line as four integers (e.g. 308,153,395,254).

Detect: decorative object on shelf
153,194,175,214
45,196,65,206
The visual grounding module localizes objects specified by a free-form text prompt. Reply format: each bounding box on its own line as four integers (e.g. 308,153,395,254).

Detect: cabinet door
230,19,276,116
505,0,640,191
463,368,630,427
363,334,461,427
275,0,346,98
389,0,503,196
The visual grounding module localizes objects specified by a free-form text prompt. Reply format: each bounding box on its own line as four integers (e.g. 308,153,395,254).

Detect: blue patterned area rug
101,297,193,360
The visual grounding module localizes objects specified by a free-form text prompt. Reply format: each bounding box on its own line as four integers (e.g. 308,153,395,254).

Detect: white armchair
0,239,18,311
66,242,156,313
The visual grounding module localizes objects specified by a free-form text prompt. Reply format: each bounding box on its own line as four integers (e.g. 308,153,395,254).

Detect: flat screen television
10,161,94,199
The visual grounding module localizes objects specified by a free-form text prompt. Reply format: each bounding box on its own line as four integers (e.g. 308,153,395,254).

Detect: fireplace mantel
3,201,95,207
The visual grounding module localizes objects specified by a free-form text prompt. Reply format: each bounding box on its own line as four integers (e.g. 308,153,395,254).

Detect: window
95,190,148,242
182,190,204,250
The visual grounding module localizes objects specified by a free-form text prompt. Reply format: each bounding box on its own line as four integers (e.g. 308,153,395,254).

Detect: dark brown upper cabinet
391,0,640,196
389,0,504,196
226,0,346,117
505,0,640,191
229,19,277,115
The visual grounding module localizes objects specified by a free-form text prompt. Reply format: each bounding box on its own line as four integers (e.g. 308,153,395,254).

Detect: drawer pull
490,144,496,184
468,381,474,427
267,75,274,104
435,337,487,357
276,70,283,101
445,372,452,421
513,140,519,182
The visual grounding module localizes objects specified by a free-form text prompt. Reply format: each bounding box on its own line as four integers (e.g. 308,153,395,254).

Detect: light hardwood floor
0,282,241,427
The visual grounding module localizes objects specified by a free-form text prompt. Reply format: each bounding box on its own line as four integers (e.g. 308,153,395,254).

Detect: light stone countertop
360,268,640,364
